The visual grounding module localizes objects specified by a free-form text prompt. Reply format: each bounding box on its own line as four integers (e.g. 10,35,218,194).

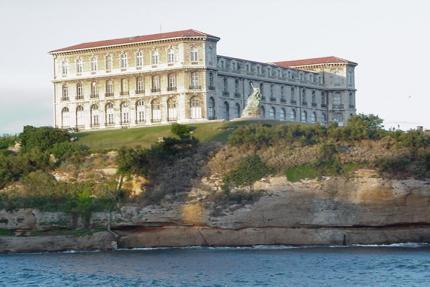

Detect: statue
241,82,262,118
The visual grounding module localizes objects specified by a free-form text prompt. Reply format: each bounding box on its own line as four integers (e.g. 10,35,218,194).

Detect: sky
0,0,429,134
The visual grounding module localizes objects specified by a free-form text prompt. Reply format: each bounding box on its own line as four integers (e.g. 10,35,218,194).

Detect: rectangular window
121,79,129,95
333,93,342,105
168,74,176,90
61,61,68,76
136,51,143,68
106,55,112,72
76,59,83,74
91,57,97,72
152,75,160,92
191,72,199,88
136,77,144,93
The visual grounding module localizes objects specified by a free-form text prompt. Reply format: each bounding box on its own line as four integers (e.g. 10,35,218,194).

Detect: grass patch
285,164,319,182
0,228,14,236
76,120,288,151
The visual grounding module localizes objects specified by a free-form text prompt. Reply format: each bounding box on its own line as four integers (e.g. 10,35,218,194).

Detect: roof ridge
50,29,218,53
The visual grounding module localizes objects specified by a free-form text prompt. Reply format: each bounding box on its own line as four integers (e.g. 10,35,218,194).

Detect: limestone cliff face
1,174,430,251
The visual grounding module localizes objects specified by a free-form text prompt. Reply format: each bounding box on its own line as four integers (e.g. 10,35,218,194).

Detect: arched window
61,107,70,128
136,50,143,68
90,104,99,127
91,56,97,72
289,108,296,121
190,96,202,119
311,112,317,123
301,110,307,122
76,106,84,127
280,108,286,121
260,106,265,118
322,112,327,123
120,52,128,69
76,58,83,74
190,46,198,62
208,97,215,120
151,49,159,65
235,103,241,118
106,80,113,96
105,55,112,71
167,97,177,121
151,99,161,122
61,60,68,76
224,101,230,120
136,100,145,123
167,48,175,64
269,107,276,119
120,102,129,124
106,102,114,125
311,91,316,106
62,84,69,100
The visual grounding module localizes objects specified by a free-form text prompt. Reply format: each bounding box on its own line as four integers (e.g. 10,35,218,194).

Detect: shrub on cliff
223,155,273,189
228,123,326,147
0,135,16,150
19,126,71,152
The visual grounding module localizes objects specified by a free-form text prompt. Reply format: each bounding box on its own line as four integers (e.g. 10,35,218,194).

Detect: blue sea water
1,245,430,287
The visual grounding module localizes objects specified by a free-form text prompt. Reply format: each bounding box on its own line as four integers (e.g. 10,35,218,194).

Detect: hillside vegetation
0,115,429,217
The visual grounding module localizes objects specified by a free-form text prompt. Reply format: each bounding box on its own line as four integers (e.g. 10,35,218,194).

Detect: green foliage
223,155,273,188
0,171,127,218
19,126,70,152
0,135,16,150
117,124,199,177
228,123,327,147
0,229,14,236
342,114,384,140
170,123,194,139
50,142,90,163
285,164,320,182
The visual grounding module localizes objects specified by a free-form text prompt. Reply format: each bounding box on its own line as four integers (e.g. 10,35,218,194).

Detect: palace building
49,29,357,130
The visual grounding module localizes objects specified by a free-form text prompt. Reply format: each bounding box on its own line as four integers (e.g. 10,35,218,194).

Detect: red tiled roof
273,56,357,67
50,29,219,53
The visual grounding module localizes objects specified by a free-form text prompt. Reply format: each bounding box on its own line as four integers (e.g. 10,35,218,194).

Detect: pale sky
0,0,429,134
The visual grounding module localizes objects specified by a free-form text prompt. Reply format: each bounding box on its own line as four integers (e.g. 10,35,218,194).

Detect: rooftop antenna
159,24,162,33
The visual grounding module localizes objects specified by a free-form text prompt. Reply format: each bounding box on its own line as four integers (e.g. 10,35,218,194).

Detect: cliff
1,174,430,252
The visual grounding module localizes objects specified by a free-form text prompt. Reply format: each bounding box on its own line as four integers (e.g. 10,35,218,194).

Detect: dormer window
151,50,159,65
61,60,68,76
76,58,83,74
91,56,97,73
120,52,128,69
136,50,143,68
190,46,198,62
105,55,112,72
167,48,175,64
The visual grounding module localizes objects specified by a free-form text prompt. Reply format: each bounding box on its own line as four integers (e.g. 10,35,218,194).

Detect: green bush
0,135,16,150
19,126,70,152
285,164,319,182
50,142,90,163
223,155,272,188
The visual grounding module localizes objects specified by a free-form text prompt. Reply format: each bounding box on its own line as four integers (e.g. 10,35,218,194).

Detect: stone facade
50,29,357,130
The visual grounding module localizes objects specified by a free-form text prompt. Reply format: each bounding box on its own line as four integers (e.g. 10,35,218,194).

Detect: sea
1,244,430,286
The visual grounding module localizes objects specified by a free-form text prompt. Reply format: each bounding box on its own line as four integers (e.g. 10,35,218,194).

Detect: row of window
61,47,200,76
61,72,200,100
61,96,202,128
218,58,322,84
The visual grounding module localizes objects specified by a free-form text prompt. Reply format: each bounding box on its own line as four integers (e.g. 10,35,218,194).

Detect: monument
241,83,262,119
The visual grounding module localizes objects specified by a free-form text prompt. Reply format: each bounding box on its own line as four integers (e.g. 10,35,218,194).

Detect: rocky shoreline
1,175,430,253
